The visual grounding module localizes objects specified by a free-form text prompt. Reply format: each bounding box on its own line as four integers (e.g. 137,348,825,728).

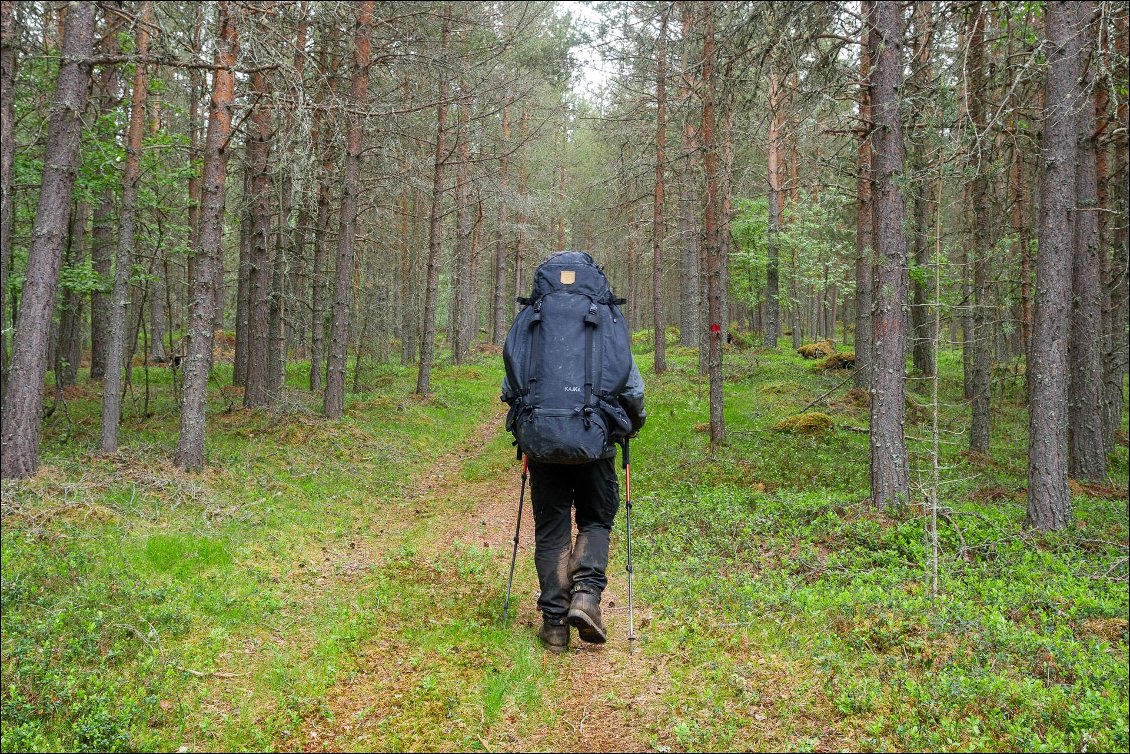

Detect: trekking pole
623,439,636,656
502,455,529,626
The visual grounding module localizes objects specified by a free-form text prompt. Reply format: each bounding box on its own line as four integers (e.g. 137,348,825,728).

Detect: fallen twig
172,664,246,679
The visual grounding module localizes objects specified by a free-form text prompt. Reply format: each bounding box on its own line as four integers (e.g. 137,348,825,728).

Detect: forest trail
297,405,671,752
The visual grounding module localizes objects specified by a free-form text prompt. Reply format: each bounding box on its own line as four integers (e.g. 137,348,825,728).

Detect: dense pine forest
1,1,1127,751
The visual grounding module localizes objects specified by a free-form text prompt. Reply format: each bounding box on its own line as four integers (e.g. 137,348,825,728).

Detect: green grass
2,339,1127,752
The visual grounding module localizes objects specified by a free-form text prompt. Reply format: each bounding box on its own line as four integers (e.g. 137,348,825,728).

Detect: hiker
502,251,646,652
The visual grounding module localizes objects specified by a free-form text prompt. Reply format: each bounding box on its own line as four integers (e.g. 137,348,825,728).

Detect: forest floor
2,336,1128,752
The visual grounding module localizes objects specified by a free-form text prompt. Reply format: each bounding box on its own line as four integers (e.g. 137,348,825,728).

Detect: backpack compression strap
583,302,599,409
523,299,542,402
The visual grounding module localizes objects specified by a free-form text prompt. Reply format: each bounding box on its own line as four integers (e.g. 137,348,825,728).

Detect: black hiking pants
528,456,620,623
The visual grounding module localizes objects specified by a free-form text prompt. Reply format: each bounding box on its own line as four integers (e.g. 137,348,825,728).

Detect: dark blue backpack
502,251,634,464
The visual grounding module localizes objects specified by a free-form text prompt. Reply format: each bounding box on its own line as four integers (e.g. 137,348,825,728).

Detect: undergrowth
2,341,1126,752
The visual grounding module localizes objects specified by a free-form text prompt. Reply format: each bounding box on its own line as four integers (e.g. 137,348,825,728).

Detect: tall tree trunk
652,4,669,372
0,0,14,400
148,253,166,362
186,6,202,325
266,4,308,395
1102,12,1129,452
399,142,415,364
100,0,151,454
513,106,528,316
720,94,734,341
233,174,251,387
267,205,286,395
1027,1,1080,531
148,89,166,364
968,3,993,455
284,2,309,354
854,5,873,391
453,88,472,364
174,0,238,471
764,67,784,349
57,201,88,386
702,4,724,446
309,46,337,389
1,1,95,478
325,0,373,418
416,14,450,395
469,197,484,342
867,0,910,508
678,3,699,348
1067,0,1106,482
909,0,934,377
1012,140,1032,358
243,37,274,408
555,117,566,250
88,6,122,382
492,97,511,346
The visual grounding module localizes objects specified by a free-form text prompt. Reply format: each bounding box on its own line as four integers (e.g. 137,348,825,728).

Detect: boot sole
567,608,607,644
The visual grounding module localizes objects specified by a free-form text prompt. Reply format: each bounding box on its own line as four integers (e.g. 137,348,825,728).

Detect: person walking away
501,251,646,652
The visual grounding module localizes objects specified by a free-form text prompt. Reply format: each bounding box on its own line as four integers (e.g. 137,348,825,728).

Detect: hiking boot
567,590,607,644
538,618,569,653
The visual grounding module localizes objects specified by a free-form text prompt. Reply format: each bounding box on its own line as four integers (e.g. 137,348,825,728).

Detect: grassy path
296,403,670,752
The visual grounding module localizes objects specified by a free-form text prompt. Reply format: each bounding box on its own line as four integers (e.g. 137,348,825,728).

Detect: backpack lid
530,250,610,302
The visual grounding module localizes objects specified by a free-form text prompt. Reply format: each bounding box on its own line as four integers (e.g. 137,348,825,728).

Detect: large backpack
502,251,634,464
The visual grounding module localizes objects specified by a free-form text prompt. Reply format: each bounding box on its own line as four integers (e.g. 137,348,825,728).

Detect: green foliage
729,189,855,316
58,260,107,295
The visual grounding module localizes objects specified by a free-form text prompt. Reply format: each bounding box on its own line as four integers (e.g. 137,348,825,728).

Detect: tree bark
186,5,202,325
233,173,251,387
309,43,338,389
88,6,123,382
415,14,450,396
452,87,473,364
1027,1,1080,531
100,0,151,454
243,35,274,408
148,88,166,364
174,0,238,471
1102,12,1129,452
968,3,993,455
399,139,415,364
678,4,699,348
284,2,309,354
57,201,88,386
1,1,95,478
0,0,14,401
1067,0,1106,482
652,3,669,372
513,106,528,316
702,4,724,447
1012,140,1032,358
909,0,934,377
492,97,511,346
267,202,287,394
765,67,784,349
867,0,910,508
854,4,873,391
325,0,373,418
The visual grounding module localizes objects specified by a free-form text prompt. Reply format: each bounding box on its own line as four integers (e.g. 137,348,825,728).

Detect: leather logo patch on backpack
560,270,576,285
